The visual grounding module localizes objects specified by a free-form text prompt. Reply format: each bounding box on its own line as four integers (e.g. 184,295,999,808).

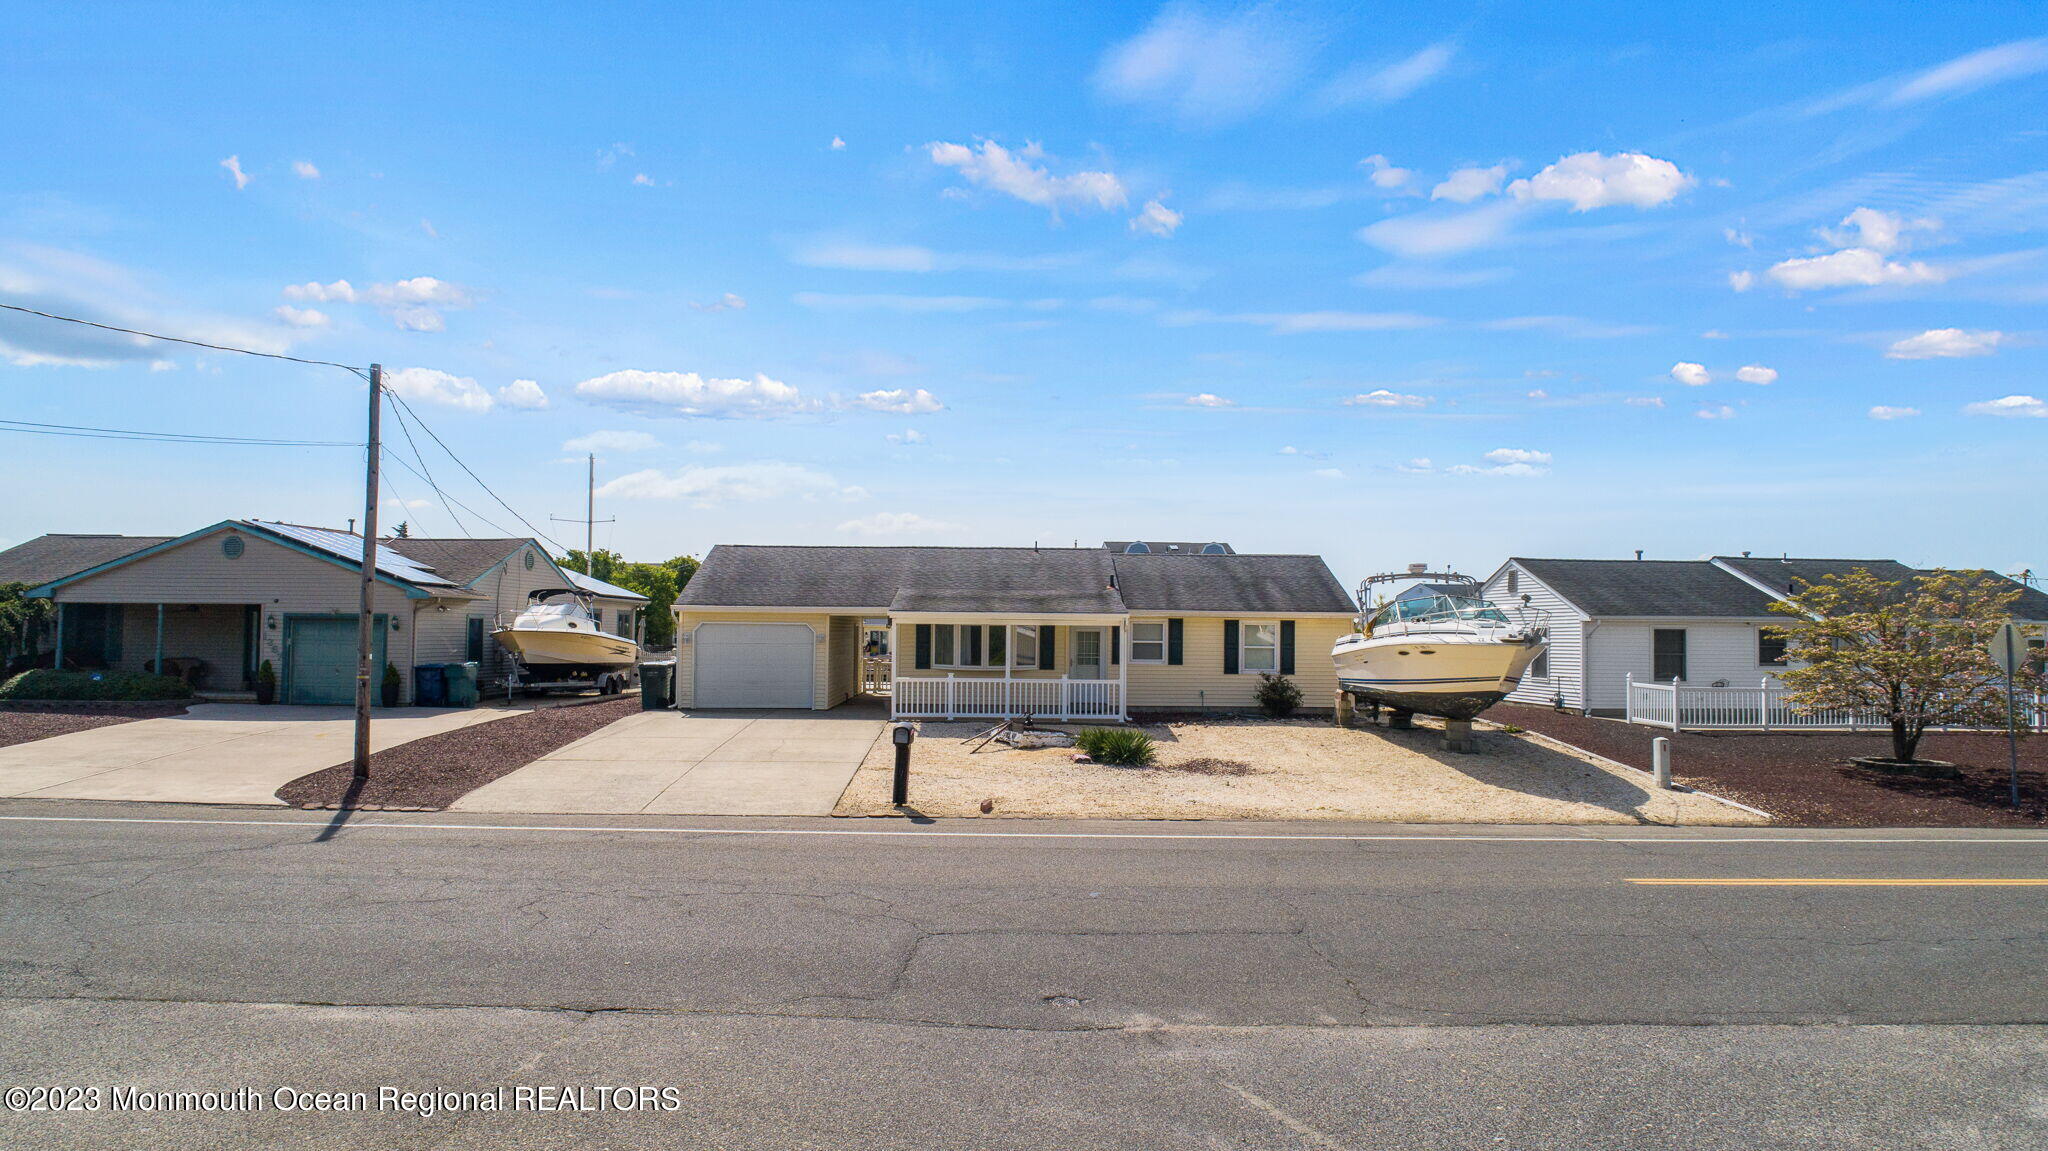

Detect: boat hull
493,627,638,668
1333,632,1544,721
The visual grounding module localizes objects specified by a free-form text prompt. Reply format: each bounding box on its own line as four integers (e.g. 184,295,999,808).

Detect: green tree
556,548,624,582
0,582,54,668
580,553,698,647
1768,568,2030,764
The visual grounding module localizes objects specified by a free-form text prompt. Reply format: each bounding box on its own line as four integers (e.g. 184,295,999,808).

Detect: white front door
1069,627,1105,679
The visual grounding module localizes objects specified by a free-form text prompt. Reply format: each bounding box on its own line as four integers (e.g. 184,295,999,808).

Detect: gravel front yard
0,705,187,749
277,697,642,810
834,716,1763,824
1493,704,2047,827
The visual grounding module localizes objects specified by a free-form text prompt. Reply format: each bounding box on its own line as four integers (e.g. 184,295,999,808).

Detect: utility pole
353,363,383,781
551,451,614,577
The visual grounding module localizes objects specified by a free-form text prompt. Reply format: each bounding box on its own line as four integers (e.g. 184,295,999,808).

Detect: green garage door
285,616,386,706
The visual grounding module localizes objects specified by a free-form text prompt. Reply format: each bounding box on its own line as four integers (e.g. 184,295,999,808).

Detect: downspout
1578,618,1600,714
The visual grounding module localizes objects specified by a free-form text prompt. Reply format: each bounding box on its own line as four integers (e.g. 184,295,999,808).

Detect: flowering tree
1767,568,2035,764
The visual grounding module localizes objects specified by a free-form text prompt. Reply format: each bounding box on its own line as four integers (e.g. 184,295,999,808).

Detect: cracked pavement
2,801,2046,1149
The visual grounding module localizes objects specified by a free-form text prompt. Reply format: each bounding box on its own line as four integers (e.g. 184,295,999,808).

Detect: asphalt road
2,801,2045,1149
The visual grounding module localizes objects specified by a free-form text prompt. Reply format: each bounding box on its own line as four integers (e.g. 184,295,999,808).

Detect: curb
1491,724,1777,822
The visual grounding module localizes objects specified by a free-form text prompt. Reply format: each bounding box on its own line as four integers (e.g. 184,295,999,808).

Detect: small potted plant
254,660,276,705
381,663,402,708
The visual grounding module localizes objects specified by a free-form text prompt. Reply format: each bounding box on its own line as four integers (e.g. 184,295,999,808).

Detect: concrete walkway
455,710,883,816
0,704,511,805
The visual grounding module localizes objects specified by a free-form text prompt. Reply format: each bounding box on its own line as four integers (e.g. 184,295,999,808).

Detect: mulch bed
276,696,643,811
0,705,187,749
1494,704,2047,827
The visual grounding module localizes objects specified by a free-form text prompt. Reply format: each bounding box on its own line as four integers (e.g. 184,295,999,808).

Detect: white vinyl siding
1483,562,1587,710
1584,620,1786,712
1125,616,1352,711
674,610,840,710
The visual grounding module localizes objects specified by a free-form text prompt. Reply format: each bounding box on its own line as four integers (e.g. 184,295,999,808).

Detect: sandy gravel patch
835,716,1764,825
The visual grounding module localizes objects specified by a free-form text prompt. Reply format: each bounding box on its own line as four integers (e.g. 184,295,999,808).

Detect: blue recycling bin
413,664,448,707
444,661,479,707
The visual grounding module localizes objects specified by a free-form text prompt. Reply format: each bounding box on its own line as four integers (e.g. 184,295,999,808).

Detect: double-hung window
1757,630,1788,666
1241,622,1279,673
1011,625,1038,668
1131,621,1166,663
933,624,1009,669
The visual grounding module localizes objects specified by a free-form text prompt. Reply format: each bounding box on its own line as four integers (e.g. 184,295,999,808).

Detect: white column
1003,622,1013,717
1117,618,1130,720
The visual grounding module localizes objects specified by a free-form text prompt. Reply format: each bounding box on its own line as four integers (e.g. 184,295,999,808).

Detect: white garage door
694,623,815,709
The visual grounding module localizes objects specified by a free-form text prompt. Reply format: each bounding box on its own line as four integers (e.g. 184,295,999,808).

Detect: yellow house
673,541,1358,720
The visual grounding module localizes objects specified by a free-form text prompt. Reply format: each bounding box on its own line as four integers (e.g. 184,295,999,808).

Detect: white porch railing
893,675,1124,721
1625,675,2047,732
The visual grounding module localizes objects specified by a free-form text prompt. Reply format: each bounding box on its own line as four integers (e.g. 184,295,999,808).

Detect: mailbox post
890,721,916,807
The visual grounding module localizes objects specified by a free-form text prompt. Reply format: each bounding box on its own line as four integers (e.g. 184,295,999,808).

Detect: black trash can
413,664,448,707
639,661,675,710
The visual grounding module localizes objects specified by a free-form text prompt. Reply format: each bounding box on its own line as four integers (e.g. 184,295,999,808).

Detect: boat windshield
521,602,586,621
1369,593,1509,628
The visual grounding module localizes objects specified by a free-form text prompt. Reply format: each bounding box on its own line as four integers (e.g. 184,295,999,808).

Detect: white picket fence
893,675,1123,721
1624,675,2047,732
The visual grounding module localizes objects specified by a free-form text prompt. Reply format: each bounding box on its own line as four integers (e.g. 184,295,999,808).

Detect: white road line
0,813,2044,845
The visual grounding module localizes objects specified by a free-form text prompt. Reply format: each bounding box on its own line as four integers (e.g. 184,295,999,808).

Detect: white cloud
1361,154,1414,190
390,307,444,333
602,462,867,506
1821,207,1935,254
497,379,549,409
273,305,330,329
1728,270,1755,292
283,279,357,303
1766,247,1945,290
292,160,320,180
1431,163,1509,203
830,136,847,150
1669,362,1712,386
0,246,292,367
1508,151,1692,211
632,173,655,187
1696,404,1739,420
563,430,660,453
689,292,748,312
1092,4,1312,125
850,388,944,414
368,277,470,307
1734,364,1778,385
685,440,722,453
837,511,961,537
574,370,817,417
1527,389,1549,400
1312,467,1347,480
1357,200,1520,257
1867,405,1921,420
385,367,495,413
1397,458,1433,473
1625,396,1666,408
1343,389,1431,409
1885,328,2003,359
220,155,249,190
1130,198,1183,237
1882,38,2048,107
1184,392,1235,408
1322,42,1457,106
1448,447,1551,477
1354,264,1511,289
1724,227,1754,248
927,140,1126,213
281,275,473,330
885,429,926,445
1963,395,2047,418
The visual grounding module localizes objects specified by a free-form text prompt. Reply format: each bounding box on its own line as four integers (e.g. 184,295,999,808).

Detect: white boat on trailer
494,588,640,696
1331,566,1547,722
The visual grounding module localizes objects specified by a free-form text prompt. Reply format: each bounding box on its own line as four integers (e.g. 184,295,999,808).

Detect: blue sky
3,2,2044,587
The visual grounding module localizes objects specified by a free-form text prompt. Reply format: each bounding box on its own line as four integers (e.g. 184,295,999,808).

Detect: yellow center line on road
1627,878,2048,886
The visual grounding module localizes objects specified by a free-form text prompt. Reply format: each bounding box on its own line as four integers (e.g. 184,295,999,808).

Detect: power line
384,391,569,553
0,301,370,374
0,417,358,448
382,398,469,535
382,451,520,539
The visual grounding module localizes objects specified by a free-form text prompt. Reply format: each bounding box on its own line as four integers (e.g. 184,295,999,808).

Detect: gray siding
1483,562,1588,709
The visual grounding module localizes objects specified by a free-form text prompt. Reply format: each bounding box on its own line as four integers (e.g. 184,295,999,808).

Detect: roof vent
1124,542,1151,554
1634,550,1644,561
1407,562,1427,574
1201,543,1228,555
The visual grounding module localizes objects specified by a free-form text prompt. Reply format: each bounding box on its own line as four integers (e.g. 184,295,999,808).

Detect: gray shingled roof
383,537,535,585
1105,540,1235,555
0,534,172,587
680,544,1350,614
1112,553,1354,613
1717,556,2048,618
1513,558,1778,617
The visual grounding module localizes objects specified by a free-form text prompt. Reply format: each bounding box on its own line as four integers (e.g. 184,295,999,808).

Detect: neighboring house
1394,581,1476,603
9,521,647,704
673,541,1355,719
1484,555,2048,715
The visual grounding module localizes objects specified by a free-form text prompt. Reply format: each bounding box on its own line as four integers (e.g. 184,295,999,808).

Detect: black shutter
1222,619,1239,675
1039,626,1056,670
1110,625,1120,665
1167,618,1184,665
1280,620,1296,675
915,624,932,670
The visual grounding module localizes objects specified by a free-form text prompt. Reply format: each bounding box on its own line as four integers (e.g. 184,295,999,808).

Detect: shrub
1254,673,1303,718
1074,726,1157,767
0,669,193,702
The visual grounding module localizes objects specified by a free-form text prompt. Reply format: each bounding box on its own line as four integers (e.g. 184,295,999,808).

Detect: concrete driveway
0,704,510,805
455,710,883,816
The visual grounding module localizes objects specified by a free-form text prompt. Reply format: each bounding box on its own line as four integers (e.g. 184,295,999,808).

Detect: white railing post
945,674,956,721
1624,672,1634,724
1760,677,1772,731
1669,677,1681,732
1059,677,1071,721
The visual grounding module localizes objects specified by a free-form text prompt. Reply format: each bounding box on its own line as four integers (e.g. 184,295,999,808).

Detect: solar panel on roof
245,521,458,587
